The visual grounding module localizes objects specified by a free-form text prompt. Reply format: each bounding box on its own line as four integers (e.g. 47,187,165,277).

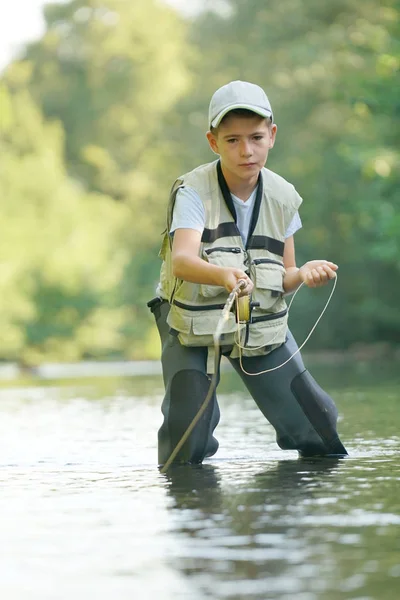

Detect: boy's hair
210,108,273,136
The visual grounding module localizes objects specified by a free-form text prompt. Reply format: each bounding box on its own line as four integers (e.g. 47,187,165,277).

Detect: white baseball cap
209,80,273,129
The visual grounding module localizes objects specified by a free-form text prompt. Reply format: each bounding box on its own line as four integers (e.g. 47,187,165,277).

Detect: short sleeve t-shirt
170,185,302,245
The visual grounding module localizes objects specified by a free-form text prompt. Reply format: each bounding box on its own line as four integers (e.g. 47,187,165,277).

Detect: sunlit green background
1,0,399,365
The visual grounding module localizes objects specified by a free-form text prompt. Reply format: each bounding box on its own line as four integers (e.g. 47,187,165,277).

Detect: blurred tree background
0,0,399,364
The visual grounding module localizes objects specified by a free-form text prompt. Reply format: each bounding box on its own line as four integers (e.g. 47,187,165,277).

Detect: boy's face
206,113,277,183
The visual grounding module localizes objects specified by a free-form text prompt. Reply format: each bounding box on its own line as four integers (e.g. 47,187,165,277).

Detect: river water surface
0,361,399,600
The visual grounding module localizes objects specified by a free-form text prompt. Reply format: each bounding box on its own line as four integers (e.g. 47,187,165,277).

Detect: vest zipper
251,308,288,323
205,246,242,255
252,258,284,266
173,299,226,311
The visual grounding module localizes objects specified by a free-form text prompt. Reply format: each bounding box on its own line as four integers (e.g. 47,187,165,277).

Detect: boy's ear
269,123,278,149
206,131,220,155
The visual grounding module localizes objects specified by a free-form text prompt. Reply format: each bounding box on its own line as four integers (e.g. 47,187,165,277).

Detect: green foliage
1,0,191,363
0,83,131,363
12,0,190,205
0,0,399,362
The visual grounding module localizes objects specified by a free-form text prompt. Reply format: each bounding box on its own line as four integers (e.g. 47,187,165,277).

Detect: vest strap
201,222,239,243
247,235,285,257
173,299,287,321
217,160,237,222
207,346,216,375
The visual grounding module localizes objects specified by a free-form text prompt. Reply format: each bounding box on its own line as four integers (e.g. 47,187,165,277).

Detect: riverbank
0,342,398,382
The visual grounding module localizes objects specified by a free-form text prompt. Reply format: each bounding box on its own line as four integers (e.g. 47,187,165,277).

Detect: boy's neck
221,164,259,201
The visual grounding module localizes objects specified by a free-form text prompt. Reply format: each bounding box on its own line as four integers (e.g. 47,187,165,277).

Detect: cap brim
210,103,273,128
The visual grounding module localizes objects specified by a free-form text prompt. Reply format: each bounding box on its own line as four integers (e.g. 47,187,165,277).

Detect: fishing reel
233,280,260,324
234,294,260,323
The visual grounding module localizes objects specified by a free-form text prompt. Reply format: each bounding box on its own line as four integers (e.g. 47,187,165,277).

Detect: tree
0,82,131,364
9,1,190,204
2,0,193,360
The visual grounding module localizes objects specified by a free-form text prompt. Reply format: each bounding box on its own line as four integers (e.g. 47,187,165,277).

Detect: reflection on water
164,457,400,600
0,363,399,600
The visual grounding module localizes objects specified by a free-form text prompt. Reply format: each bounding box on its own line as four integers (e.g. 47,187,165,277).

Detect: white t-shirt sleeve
170,187,205,234
285,211,302,238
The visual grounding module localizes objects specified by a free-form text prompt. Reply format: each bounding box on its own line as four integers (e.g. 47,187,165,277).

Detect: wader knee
158,369,220,466
290,369,347,456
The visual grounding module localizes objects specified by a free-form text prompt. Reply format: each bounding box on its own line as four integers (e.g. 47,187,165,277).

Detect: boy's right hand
220,268,253,296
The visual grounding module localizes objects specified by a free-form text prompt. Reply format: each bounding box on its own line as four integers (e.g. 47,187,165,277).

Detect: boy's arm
172,228,253,294
283,236,338,293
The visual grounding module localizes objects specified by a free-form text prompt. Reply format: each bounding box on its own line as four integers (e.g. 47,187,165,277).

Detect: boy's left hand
298,260,338,288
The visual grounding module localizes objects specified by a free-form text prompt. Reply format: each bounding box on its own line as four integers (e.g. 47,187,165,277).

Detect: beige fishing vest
159,160,302,356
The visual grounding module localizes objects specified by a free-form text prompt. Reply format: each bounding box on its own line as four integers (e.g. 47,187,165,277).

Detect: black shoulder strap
216,161,263,249
216,161,237,222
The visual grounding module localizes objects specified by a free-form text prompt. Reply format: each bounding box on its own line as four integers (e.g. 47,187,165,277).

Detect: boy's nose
240,141,252,157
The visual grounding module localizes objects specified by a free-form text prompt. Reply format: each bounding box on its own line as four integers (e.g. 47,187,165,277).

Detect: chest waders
150,164,347,468
148,286,347,470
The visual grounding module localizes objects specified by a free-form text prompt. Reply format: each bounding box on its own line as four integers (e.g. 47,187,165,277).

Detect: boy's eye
253,135,264,141
227,138,238,143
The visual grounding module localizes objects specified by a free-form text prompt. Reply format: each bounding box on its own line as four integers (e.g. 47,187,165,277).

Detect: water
0,362,399,600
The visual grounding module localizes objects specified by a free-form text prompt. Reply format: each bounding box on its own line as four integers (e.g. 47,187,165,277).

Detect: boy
149,80,347,466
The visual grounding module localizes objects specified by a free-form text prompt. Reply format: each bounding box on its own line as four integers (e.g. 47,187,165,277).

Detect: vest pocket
192,312,237,336
182,313,238,346
246,313,288,349
250,259,285,309
168,304,238,346
200,247,246,298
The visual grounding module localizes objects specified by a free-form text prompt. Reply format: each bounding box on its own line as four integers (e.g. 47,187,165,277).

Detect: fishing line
160,275,337,473
236,275,337,375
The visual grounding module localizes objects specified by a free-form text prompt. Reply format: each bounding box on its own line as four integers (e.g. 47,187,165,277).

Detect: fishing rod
160,275,337,473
